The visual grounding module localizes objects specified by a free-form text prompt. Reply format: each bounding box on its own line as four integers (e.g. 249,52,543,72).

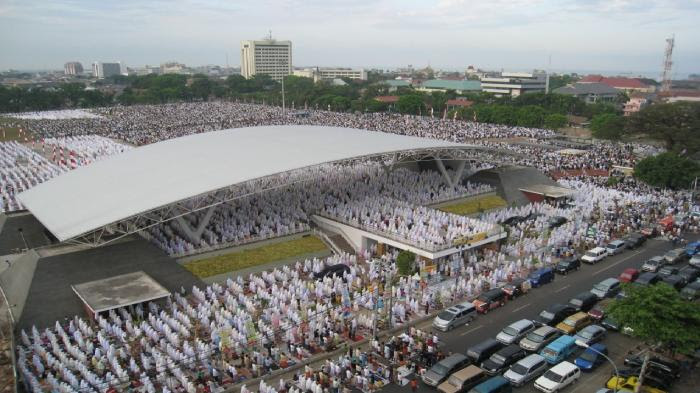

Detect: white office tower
240,38,292,81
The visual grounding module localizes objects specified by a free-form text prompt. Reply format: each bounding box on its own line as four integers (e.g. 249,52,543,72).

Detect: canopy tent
18,125,490,245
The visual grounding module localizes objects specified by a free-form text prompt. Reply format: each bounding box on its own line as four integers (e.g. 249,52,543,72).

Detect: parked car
573,324,606,346
502,278,529,300
568,292,598,312
661,274,686,290
548,216,567,229
422,353,470,386
534,361,581,393
635,272,661,286
535,304,576,327
686,241,700,256
497,319,536,345
436,365,488,393
680,280,700,301
606,376,667,393
657,266,680,278
466,338,505,365
555,257,580,275
641,256,665,272
582,247,608,264
618,268,640,283
624,233,646,249
433,302,477,331
556,312,592,335
690,254,700,268
574,343,608,371
503,354,548,387
529,267,555,288
601,315,620,331
678,266,700,283
540,335,578,364
624,353,681,379
587,302,608,322
481,345,527,375
590,278,621,299
663,248,687,264
606,240,627,256
469,376,513,393
520,325,562,352
473,288,506,314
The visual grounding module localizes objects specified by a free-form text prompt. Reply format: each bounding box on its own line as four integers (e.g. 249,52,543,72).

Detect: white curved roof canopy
18,125,476,242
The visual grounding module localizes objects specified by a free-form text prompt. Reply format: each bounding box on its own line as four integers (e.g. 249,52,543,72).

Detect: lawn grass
184,235,328,278
0,117,28,142
439,194,507,216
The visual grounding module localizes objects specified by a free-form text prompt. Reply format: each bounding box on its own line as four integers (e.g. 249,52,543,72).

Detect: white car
581,247,607,264
534,361,581,393
690,254,700,268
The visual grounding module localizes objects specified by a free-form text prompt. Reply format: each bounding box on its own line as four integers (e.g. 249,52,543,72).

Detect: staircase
328,233,356,255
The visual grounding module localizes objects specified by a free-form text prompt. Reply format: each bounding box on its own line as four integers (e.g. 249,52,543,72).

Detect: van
466,338,505,365
437,365,488,393
535,304,576,327
473,288,506,314
423,353,471,387
534,361,581,393
481,345,527,376
503,354,548,387
568,292,598,312
605,240,626,256
556,312,592,335
582,247,607,264
528,268,555,288
433,302,477,331
539,335,578,364
496,319,536,345
467,375,512,393
590,278,621,299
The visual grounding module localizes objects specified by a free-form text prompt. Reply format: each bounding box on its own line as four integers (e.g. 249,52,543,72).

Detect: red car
619,268,639,283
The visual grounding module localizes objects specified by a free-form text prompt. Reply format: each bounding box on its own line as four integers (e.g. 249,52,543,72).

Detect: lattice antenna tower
661,35,674,92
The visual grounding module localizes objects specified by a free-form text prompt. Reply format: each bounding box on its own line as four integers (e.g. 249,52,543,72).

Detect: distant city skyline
1,0,699,78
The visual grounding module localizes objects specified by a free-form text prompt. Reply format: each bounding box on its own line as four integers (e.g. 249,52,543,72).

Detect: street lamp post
575,340,618,393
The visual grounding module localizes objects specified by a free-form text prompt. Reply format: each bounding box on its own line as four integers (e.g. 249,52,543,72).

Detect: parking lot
378,235,699,393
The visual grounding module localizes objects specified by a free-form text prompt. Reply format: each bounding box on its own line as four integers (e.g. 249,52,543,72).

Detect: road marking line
554,285,570,293
594,250,644,275
512,303,531,312
460,325,483,336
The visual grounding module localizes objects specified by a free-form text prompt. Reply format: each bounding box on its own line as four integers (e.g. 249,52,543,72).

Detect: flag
453,111,457,122
443,108,447,120
430,107,434,118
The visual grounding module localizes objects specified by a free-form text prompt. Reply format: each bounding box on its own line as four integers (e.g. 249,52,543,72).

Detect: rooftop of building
553,82,620,95
421,79,481,91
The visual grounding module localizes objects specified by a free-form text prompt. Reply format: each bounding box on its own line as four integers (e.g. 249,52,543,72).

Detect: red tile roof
374,95,399,103
446,99,474,107
579,75,647,89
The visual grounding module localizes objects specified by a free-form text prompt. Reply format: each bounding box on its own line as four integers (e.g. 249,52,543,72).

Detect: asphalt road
381,236,695,393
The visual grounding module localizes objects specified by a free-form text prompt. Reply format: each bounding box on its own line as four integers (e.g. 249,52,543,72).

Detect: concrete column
436,158,467,188
174,205,216,245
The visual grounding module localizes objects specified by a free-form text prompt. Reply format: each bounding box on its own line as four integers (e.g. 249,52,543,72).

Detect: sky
1,0,699,77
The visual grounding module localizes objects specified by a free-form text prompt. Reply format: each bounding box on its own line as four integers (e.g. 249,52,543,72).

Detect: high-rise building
64,62,84,75
480,71,547,97
240,39,292,81
92,62,122,79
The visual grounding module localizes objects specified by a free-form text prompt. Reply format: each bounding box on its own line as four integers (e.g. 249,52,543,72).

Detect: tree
516,105,545,128
396,251,416,276
626,102,700,153
606,283,700,355
633,152,700,189
396,94,424,115
543,113,568,130
590,113,626,140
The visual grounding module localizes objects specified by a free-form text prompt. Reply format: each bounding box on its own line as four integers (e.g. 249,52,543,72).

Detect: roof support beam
174,205,215,245
435,158,467,188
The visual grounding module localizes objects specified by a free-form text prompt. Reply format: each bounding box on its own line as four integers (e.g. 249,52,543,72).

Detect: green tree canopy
396,94,425,115
626,102,700,153
607,283,700,354
396,251,416,276
590,113,626,140
543,113,568,130
633,152,700,189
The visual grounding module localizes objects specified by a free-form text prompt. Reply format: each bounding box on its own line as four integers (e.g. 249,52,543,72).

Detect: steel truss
66,146,517,247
